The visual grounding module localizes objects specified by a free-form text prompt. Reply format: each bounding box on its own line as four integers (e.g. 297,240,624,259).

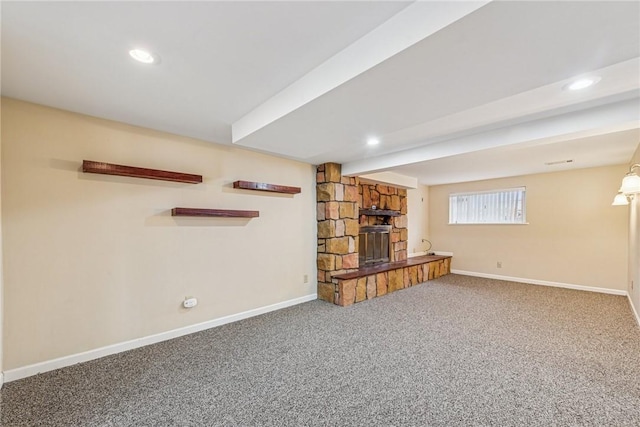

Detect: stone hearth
332,255,452,306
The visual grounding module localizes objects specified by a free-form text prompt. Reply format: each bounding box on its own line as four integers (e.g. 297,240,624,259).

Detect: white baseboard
451,269,628,296
628,294,640,327
3,293,317,383
0,372,3,389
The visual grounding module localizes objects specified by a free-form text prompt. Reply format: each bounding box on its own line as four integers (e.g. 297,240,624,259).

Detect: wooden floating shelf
233,180,301,194
359,209,401,217
82,160,202,184
171,207,259,218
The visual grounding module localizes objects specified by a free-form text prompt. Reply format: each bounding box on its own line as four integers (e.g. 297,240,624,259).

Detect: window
449,187,526,224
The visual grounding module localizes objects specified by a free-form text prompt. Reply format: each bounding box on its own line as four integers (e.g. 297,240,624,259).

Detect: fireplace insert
359,225,392,265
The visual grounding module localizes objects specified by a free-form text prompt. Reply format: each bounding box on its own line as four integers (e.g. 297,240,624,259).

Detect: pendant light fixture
619,164,640,194
612,192,630,206
612,164,640,206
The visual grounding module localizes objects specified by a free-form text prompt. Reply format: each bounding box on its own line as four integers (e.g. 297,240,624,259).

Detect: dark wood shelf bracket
233,180,301,194
82,160,202,184
171,207,259,218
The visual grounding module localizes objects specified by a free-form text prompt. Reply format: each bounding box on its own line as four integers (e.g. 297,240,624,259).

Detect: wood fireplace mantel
359,209,400,217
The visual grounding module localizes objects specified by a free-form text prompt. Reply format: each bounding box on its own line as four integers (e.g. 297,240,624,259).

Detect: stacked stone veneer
316,163,360,303
358,183,408,262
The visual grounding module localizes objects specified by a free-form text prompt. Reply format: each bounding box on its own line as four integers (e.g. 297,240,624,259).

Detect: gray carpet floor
1,274,640,426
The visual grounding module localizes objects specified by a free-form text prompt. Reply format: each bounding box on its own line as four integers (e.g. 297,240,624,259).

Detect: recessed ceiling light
367,137,380,146
129,48,158,64
563,76,600,91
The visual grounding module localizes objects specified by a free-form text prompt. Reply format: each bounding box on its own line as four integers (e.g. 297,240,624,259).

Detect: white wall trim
451,269,628,296
3,293,317,383
0,372,4,389
628,294,640,327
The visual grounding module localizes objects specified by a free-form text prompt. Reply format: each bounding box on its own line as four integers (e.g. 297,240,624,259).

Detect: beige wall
429,165,629,290
1,98,317,371
0,98,3,387
628,144,640,321
407,185,430,255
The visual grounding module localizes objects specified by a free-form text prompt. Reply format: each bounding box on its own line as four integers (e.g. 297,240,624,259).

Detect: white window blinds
449,187,526,224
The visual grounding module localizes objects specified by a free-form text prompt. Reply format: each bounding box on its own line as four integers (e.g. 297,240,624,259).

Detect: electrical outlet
303,274,309,284
497,261,502,268
183,297,198,308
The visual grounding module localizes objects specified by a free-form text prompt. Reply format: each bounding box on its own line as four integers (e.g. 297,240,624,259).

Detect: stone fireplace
359,183,408,263
316,162,409,302
316,162,452,306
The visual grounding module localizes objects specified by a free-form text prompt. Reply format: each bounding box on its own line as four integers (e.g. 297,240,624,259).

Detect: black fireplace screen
359,225,392,265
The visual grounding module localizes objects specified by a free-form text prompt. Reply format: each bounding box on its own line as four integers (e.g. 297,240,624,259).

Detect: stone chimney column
316,163,359,303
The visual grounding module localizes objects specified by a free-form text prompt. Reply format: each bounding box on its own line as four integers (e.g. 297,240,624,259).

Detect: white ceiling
2,1,639,186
